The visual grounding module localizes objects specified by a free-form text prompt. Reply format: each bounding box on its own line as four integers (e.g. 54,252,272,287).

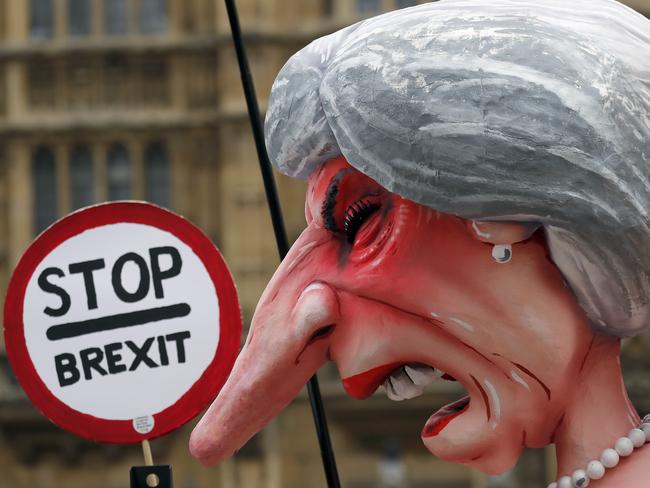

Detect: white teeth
384,377,403,401
383,364,444,401
404,364,443,387
390,368,424,399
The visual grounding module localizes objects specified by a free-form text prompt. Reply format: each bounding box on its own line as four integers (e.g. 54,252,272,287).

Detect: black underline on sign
46,303,192,341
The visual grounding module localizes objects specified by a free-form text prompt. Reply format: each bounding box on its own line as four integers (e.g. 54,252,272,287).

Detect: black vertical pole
222,2,341,487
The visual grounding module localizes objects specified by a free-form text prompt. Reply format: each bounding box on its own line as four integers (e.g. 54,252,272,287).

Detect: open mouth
342,362,470,438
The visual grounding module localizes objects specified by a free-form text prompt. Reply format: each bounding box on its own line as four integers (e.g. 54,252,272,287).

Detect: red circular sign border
4,202,242,444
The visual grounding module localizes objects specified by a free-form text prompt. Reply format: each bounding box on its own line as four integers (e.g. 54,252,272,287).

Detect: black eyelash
344,199,380,244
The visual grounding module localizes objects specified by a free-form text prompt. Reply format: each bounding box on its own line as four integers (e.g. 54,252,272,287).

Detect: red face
190,156,597,474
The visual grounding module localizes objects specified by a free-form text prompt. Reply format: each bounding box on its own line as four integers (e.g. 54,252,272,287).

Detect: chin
422,416,524,475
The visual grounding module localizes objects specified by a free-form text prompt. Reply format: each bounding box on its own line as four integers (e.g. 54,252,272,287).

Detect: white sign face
24,223,220,420
4,203,242,443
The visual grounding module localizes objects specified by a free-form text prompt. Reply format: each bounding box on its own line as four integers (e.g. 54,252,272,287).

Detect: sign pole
142,440,154,466
222,1,341,486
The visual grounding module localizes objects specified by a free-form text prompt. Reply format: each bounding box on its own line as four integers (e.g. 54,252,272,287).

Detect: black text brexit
55,331,191,387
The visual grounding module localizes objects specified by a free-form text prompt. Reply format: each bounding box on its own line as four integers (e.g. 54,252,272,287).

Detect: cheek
378,215,484,296
467,248,592,390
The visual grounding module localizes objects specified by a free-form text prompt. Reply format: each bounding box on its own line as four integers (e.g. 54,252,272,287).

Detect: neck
553,335,639,476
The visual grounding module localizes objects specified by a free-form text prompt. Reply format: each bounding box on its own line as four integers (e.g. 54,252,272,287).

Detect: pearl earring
492,244,512,263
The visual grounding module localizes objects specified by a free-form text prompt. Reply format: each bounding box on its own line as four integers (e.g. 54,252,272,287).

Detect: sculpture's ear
467,220,541,245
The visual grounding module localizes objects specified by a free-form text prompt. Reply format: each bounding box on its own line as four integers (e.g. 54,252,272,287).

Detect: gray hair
264,0,650,337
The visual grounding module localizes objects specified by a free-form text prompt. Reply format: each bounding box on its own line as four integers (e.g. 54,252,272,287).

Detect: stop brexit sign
3,202,242,443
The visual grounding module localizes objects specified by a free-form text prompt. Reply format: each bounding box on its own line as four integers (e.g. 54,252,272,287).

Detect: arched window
105,0,128,34
32,146,58,233
30,0,54,39
140,0,168,34
68,0,91,36
107,144,131,200
144,142,170,207
70,145,94,209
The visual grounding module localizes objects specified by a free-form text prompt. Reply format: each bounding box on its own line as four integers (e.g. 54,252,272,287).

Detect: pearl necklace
548,415,650,488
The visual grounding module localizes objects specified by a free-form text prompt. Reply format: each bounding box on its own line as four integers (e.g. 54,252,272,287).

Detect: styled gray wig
264,0,650,337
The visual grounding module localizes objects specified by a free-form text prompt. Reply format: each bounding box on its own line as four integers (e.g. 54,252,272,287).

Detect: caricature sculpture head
191,0,650,478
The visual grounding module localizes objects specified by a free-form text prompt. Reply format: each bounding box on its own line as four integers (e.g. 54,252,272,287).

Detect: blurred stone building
0,1,649,487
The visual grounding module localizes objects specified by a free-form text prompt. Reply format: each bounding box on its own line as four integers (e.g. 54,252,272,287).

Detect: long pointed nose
190,230,339,465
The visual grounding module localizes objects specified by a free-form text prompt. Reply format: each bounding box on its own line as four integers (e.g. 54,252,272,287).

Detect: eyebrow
321,168,354,232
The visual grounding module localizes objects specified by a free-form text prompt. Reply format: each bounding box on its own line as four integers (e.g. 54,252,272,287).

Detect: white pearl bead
601,447,620,468
572,469,589,487
586,460,605,480
547,483,558,488
615,437,634,456
641,423,650,441
642,414,650,424
558,475,573,488
628,428,646,448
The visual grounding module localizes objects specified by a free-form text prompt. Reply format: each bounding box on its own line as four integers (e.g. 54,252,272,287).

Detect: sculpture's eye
343,198,380,244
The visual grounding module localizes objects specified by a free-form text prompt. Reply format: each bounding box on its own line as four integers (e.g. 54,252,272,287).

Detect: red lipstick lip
421,396,470,438
341,362,403,400
343,363,470,438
